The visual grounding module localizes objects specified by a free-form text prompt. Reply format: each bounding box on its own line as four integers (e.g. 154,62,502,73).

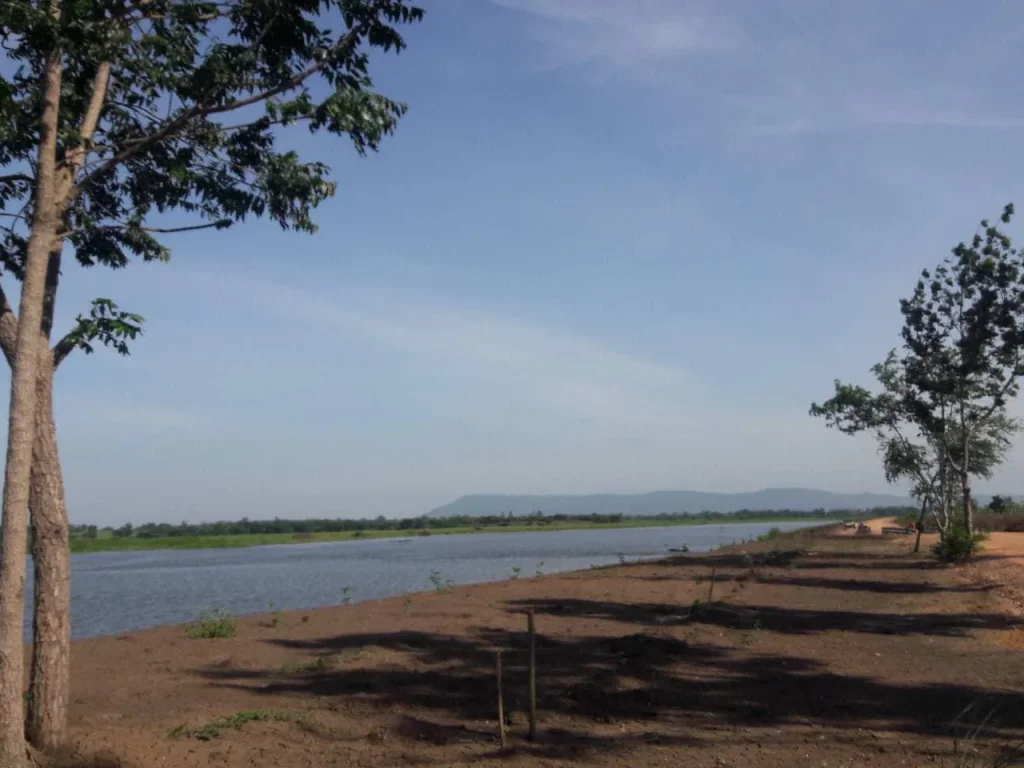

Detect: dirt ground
55,525,1024,768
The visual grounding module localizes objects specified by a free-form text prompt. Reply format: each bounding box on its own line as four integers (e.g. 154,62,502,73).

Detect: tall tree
900,204,1024,535
0,0,423,761
811,351,1017,551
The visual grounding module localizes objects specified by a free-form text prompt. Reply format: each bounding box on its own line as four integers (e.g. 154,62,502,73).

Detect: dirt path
58,528,1024,768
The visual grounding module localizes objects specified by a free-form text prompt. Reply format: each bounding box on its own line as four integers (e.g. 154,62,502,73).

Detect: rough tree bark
0,302,70,753
26,362,68,752
0,47,64,766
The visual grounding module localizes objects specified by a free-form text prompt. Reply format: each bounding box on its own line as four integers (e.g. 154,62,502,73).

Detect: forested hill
428,488,912,518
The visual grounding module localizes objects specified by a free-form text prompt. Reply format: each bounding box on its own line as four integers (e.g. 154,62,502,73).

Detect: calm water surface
25,520,818,640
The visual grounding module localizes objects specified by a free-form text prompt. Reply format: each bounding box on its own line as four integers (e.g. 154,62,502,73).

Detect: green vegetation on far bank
67,508,902,554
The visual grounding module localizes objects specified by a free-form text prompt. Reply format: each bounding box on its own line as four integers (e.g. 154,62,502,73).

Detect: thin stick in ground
496,649,506,747
528,610,537,741
707,566,716,604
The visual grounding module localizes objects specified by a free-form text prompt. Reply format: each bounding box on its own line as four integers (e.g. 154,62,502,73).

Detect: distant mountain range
427,488,916,518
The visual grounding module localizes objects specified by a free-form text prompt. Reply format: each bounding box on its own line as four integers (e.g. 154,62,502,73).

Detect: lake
26,520,820,640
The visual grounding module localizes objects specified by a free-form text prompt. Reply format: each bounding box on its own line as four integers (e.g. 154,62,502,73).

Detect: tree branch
58,61,112,201
0,280,16,367
71,25,360,200
0,173,33,185
80,219,230,236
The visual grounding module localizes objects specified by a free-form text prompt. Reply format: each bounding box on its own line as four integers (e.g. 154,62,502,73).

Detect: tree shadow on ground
194,617,1024,754
507,597,1017,637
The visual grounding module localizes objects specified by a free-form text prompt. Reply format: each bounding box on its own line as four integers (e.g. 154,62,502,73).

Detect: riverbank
68,514,845,553
57,524,1024,767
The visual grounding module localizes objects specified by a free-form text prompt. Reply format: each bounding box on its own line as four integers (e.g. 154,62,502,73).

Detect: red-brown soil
54,527,1024,767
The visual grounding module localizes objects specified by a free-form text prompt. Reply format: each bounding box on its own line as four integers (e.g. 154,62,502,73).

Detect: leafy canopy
900,204,1024,435
0,0,422,357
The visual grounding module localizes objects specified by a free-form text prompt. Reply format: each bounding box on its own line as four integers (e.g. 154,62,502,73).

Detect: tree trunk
962,431,973,536
914,499,927,554
0,217,59,767
0,40,63,766
26,362,69,753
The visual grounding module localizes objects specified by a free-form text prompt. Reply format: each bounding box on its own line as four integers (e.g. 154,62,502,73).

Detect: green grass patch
169,709,301,741
185,609,236,639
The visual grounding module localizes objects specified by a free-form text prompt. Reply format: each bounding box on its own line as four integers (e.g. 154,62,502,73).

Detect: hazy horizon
6,0,1024,526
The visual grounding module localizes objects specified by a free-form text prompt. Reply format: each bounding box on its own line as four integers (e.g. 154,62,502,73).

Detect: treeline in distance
68,506,908,540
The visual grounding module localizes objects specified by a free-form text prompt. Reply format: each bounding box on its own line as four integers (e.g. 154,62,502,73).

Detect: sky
12,0,1024,524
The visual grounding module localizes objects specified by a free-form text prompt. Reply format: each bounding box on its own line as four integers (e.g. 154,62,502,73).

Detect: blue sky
23,0,1024,523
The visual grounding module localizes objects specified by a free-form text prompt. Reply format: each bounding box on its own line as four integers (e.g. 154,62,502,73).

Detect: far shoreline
68,514,847,554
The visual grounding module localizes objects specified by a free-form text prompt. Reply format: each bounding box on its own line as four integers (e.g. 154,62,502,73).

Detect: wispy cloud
214,272,693,430
487,0,738,75
486,0,1024,138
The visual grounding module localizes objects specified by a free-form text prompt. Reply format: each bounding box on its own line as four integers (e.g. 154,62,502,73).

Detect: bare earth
55,526,1024,768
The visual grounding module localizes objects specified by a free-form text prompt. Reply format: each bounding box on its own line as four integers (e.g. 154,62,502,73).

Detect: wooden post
496,649,506,747
527,611,537,741
707,566,716,604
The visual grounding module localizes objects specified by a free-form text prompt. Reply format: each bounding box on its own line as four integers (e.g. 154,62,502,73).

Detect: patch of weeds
757,527,783,543
267,602,282,628
429,570,454,592
509,566,521,580
402,596,413,612
739,619,763,647
186,609,236,639
947,699,1024,767
535,561,545,577
341,586,353,605
169,709,301,741
692,574,706,584
276,649,365,675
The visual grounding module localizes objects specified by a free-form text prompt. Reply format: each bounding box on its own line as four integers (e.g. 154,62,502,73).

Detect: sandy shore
52,525,1024,767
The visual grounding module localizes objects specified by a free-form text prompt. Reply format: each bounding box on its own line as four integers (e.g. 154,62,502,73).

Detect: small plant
934,523,987,564
758,527,783,542
739,619,763,647
276,649,364,674
169,709,300,741
341,586,353,605
186,609,237,639
268,602,282,627
618,553,627,565
535,561,545,577
689,598,709,618
429,570,454,592
510,566,521,580
403,597,413,612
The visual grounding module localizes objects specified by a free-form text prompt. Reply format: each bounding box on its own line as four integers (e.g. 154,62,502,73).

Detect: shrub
186,609,237,639
933,524,987,564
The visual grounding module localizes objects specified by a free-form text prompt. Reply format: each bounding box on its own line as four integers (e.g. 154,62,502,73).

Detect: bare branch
79,219,230,236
